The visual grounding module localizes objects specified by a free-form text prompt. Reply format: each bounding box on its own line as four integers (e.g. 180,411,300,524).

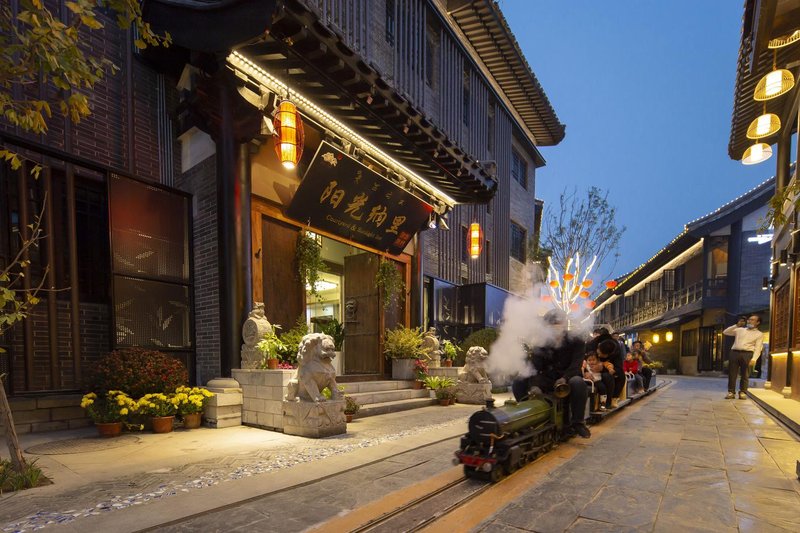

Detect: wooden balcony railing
606,281,705,331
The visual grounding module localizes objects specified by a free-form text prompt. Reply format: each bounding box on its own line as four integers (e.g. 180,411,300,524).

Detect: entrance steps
340,380,436,418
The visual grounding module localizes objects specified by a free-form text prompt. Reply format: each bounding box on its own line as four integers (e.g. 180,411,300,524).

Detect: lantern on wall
273,99,305,169
469,222,482,259
605,280,618,289
652,333,660,344
665,331,674,342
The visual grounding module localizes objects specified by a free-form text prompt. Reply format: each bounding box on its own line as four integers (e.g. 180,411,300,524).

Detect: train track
349,473,489,533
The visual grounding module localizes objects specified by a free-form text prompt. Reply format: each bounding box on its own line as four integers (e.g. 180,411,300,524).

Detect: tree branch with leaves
541,186,626,286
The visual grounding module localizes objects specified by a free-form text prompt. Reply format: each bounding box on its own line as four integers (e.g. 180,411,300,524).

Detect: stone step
348,387,431,405
354,397,439,419
339,380,415,394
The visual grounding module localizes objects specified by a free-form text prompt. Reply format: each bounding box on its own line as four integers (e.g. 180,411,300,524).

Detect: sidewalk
478,376,800,532
1,394,511,533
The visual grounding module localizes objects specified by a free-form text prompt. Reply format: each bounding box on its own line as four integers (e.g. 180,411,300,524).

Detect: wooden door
343,253,381,374
262,217,304,330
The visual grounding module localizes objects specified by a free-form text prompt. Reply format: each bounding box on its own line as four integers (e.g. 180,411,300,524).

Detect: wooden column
17,164,33,390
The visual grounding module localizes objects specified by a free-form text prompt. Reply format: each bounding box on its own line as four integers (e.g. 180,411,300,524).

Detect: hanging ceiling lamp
273,99,304,169
746,112,781,139
768,30,800,49
469,222,482,259
742,142,773,165
754,51,795,101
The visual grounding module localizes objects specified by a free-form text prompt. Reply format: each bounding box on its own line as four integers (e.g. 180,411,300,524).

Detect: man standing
723,315,764,399
512,310,591,438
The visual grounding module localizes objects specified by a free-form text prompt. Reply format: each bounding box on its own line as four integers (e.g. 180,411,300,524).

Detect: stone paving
479,376,800,533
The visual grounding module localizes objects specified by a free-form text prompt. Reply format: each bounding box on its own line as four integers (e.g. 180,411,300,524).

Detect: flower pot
413,380,424,390
151,415,175,434
346,413,354,423
439,399,450,406
443,360,453,367
449,398,456,405
266,358,279,370
95,422,122,438
182,412,202,429
391,358,415,380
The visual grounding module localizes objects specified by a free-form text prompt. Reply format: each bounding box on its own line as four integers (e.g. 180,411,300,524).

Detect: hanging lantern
549,280,559,288
754,69,795,101
585,300,596,309
605,280,618,289
769,30,800,49
581,279,594,288
542,294,552,302
665,331,674,342
273,99,305,169
746,113,781,139
563,273,575,281
742,142,773,165
652,333,660,344
570,303,580,312
469,222,482,259
579,290,590,299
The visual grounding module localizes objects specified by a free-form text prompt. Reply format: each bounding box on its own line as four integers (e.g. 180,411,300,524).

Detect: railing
608,281,704,331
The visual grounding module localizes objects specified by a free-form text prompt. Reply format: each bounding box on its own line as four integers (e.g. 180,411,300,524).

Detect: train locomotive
455,394,568,482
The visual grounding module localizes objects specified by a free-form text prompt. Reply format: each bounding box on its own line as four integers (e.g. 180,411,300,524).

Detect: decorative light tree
546,253,598,321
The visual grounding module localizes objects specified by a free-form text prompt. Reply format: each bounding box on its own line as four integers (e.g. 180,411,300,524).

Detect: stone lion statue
458,346,490,384
285,333,342,402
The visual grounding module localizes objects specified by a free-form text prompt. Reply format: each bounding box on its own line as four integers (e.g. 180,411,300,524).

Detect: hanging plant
296,231,325,299
375,257,404,310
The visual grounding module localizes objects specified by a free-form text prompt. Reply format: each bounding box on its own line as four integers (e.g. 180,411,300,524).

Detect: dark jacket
531,335,587,381
586,333,613,353
598,344,623,376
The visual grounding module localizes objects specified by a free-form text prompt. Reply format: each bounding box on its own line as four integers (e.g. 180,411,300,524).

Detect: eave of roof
728,0,800,160
446,0,566,147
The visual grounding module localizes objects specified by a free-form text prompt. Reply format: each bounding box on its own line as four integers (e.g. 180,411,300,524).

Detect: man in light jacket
723,315,764,399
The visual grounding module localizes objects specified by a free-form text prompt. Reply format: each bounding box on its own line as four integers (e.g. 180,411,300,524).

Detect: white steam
486,263,595,382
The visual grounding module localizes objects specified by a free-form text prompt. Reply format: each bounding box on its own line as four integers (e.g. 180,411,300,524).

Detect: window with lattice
772,281,789,350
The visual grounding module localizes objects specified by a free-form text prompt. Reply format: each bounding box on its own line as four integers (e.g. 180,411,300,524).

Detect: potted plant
174,386,214,429
80,390,137,437
435,387,456,406
257,328,285,370
424,376,456,402
344,395,360,423
321,318,345,374
441,340,459,367
297,231,325,299
277,315,309,366
383,326,427,380
375,257,405,309
413,358,428,389
137,393,179,433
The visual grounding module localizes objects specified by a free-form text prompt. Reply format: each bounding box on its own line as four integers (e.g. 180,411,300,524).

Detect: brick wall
175,155,220,384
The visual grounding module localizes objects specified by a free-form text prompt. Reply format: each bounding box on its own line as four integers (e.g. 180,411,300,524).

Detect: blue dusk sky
500,0,776,279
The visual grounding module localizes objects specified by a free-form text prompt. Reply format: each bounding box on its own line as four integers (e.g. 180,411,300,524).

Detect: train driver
512,309,591,439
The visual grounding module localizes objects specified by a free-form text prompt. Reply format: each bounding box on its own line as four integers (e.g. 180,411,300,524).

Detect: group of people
511,310,655,441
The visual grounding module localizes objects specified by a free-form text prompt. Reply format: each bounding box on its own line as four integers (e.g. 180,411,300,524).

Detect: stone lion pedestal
282,400,346,438
456,383,492,404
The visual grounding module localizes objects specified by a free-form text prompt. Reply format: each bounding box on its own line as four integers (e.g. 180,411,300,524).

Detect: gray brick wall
175,155,220,384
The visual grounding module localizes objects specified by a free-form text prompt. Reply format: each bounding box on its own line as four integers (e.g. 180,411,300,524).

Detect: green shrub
458,328,498,366
0,459,47,493
87,348,188,398
320,318,345,351
278,316,309,365
383,326,426,359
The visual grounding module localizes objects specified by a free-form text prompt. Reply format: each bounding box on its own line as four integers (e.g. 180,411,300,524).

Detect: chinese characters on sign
287,142,433,255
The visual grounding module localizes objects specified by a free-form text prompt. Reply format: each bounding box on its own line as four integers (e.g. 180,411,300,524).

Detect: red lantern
585,300,596,309
563,273,575,281
605,280,618,289
549,280,559,288
579,290,590,299
541,294,552,302
570,303,580,312
468,222,482,259
274,100,305,169
581,279,594,288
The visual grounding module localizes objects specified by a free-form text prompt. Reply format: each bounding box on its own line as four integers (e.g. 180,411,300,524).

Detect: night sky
500,0,777,279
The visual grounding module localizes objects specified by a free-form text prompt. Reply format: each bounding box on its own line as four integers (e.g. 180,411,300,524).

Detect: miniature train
455,381,658,482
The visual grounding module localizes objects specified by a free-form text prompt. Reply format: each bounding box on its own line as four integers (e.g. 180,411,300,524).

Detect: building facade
594,179,774,375
0,0,564,410
727,0,800,401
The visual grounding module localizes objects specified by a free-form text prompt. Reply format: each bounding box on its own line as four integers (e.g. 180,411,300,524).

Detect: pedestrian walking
723,315,764,399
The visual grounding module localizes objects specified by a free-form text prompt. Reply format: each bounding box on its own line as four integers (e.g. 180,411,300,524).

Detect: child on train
582,352,614,410
623,352,644,394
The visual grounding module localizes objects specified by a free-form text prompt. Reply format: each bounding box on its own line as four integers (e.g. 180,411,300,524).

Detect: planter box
391,358,416,380
232,369,295,431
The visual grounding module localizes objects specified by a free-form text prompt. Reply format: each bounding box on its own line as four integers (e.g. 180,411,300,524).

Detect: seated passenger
623,352,644,394
583,352,614,410
597,338,624,408
631,340,654,389
512,310,591,439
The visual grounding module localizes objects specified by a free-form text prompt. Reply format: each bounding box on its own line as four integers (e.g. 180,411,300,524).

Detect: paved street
480,377,800,533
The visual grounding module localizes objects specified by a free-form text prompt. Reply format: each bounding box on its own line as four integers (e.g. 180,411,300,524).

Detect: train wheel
505,459,517,474
490,464,505,483
463,465,476,478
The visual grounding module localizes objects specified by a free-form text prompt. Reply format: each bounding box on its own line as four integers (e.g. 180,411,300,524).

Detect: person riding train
511,309,591,439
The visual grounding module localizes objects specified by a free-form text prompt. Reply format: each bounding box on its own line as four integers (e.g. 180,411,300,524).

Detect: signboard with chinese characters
287,141,434,255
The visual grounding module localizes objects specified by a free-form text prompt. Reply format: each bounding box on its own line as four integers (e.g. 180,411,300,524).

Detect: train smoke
486,262,595,383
